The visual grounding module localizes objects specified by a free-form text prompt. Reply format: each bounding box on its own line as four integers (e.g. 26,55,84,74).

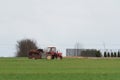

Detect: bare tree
16,39,38,57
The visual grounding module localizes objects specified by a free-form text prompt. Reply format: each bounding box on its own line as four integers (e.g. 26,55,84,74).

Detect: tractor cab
45,47,57,59
46,47,56,53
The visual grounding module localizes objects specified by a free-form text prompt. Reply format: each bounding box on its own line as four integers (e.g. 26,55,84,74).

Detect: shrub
118,51,120,57
104,52,107,57
81,49,102,57
114,52,117,57
107,52,110,57
111,52,114,57
16,39,38,57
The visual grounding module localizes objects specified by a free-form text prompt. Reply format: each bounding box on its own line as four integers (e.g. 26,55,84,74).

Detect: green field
0,58,120,80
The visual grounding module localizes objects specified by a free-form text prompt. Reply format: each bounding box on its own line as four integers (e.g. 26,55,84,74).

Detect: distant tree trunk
16,39,38,57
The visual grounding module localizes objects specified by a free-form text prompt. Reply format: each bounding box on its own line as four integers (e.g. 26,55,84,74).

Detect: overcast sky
0,0,120,57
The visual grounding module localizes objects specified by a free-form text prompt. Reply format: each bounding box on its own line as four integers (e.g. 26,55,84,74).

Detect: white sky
0,0,120,57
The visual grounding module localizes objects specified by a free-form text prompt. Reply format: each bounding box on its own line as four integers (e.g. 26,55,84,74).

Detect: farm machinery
28,47,62,60
45,47,62,60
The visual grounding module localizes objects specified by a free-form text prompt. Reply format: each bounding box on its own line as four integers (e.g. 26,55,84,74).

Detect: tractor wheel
57,56,62,60
47,56,51,60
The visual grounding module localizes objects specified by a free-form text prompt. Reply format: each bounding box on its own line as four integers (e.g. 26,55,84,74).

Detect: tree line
81,49,102,57
104,51,120,57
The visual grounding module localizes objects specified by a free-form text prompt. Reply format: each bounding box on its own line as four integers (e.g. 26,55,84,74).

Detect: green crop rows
0,58,120,80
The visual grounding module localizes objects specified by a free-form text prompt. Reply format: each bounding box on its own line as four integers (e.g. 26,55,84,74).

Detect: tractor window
51,48,56,52
47,47,56,52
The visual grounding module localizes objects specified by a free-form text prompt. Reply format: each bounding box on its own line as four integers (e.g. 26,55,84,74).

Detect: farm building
66,49,102,57
66,49,82,56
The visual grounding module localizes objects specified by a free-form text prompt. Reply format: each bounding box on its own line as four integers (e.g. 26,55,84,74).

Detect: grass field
0,57,120,80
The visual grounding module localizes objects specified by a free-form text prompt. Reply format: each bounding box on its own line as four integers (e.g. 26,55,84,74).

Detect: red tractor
28,47,62,60
45,47,62,60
